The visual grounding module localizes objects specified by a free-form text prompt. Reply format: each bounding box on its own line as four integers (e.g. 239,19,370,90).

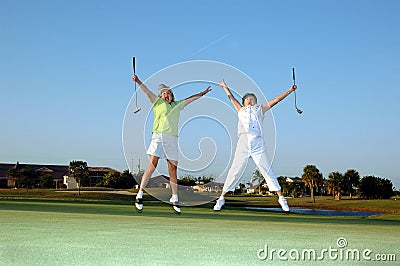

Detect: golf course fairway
0,199,398,265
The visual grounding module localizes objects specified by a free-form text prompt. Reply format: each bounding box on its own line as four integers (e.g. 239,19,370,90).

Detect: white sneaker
135,198,143,212
169,197,181,214
213,197,225,211
278,197,290,212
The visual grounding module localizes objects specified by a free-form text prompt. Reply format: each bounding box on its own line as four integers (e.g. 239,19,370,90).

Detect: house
246,187,256,194
146,175,170,188
142,175,223,191
87,167,121,187
246,184,274,195
192,185,206,192
0,163,14,187
0,162,121,189
63,175,79,189
0,162,69,188
202,181,224,193
64,167,121,189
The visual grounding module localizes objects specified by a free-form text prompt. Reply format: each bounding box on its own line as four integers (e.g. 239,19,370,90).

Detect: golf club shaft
135,82,138,107
133,57,136,74
292,67,302,114
292,67,295,85
133,57,139,109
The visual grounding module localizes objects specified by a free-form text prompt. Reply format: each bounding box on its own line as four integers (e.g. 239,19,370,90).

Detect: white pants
223,134,281,192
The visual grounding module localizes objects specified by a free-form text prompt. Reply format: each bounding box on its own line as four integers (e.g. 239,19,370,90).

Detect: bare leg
167,159,181,213
139,155,159,192
167,159,178,195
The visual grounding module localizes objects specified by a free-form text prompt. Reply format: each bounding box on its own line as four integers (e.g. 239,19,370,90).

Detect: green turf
0,199,398,265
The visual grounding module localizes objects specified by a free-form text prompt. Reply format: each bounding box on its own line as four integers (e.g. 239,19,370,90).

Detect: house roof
146,175,170,187
0,162,121,180
202,181,224,188
0,163,17,180
88,167,120,173
0,163,69,180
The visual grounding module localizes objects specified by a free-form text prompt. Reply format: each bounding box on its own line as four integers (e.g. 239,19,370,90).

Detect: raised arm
132,74,157,103
219,80,242,112
184,86,212,106
261,85,297,113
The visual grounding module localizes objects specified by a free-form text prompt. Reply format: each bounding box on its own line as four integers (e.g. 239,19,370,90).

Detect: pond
243,207,384,217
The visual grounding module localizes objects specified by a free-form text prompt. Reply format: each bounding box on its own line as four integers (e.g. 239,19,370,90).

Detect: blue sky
1,0,399,189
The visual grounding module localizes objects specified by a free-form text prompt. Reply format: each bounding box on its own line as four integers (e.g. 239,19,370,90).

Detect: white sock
219,196,225,200
171,194,178,202
137,190,143,199
279,195,284,199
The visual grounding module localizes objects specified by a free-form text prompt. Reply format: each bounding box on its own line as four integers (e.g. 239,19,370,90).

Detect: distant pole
131,152,134,173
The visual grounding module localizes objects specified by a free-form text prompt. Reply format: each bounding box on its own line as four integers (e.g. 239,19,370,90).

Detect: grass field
0,193,399,265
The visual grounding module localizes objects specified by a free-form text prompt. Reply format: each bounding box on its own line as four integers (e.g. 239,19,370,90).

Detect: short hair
242,93,257,105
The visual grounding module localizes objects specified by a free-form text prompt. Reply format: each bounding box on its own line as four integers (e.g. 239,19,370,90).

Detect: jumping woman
213,80,297,212
132,74,211,213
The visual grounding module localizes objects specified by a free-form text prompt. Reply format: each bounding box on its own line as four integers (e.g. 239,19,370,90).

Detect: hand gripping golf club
292,67,303,114
133,57,141,114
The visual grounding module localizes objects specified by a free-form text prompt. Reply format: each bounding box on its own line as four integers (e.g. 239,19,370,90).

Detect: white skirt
146,133,179,161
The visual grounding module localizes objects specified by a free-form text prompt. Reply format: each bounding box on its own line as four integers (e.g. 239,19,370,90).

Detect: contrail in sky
191,33,231,57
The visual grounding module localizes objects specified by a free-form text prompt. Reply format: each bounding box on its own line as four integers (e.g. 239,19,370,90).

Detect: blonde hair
158,84,175,102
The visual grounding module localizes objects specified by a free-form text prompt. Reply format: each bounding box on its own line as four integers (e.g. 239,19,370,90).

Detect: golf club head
133,107,141,114
296,108,303,114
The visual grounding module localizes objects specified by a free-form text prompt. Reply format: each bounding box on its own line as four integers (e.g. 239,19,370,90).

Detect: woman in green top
132,74,211,213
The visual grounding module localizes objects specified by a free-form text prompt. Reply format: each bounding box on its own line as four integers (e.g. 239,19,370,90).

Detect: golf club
292,67,303,114
133,57,141,114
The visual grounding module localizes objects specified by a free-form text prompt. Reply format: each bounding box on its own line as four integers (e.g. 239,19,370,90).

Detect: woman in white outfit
213,80,297,212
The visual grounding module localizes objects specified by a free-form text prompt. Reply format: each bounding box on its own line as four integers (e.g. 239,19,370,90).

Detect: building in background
0,162,120,189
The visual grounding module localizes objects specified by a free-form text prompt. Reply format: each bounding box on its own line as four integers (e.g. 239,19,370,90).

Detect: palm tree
327,172,344,200
343,169,360,199
301,165,323,203
277,176,288,197
252,169,264,194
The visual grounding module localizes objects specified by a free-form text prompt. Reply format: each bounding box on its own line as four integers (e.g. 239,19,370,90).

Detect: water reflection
244,207,383,217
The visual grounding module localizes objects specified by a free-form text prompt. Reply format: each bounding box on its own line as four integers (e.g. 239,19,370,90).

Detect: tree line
282,165,395,201
6,166,54,191
6,161,396,201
